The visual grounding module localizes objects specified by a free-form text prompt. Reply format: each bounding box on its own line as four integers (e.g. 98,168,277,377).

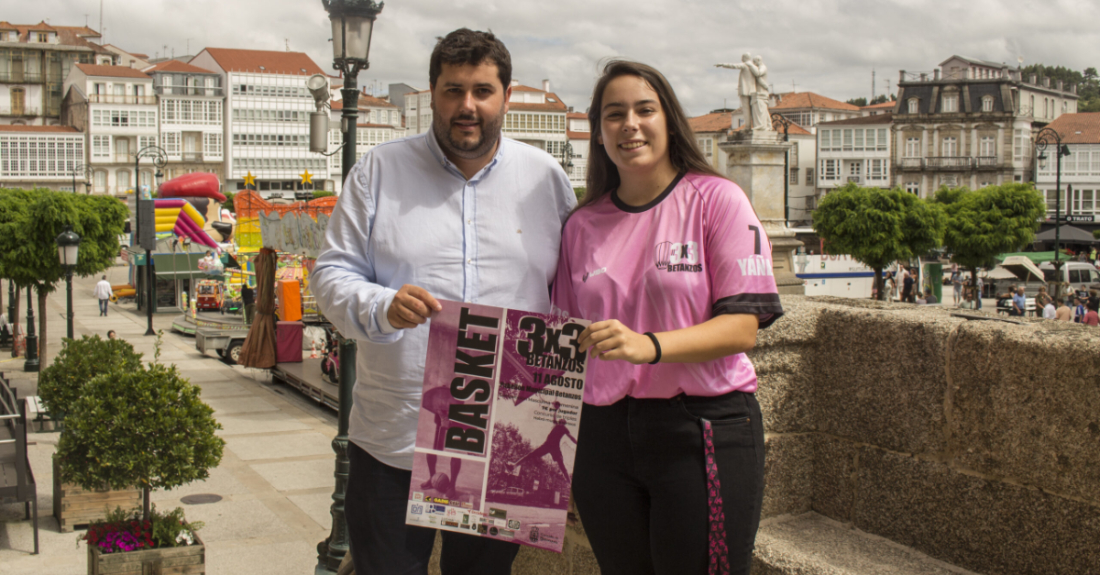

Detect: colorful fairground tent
231,191,337,368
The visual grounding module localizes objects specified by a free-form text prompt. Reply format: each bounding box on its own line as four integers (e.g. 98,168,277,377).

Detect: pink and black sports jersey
552,172,784,405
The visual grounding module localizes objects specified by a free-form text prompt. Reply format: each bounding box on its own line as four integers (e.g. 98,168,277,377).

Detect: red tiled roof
689,111,735,133
0,21,18,31
199,47,325,76
862,100,897,110
0,125,80,133
131,53,149,59
567,131,590,140
5,23,109,53
26,21,54,31
567,112,587,119
772,92,860,111
818,113,893,126
145,60,216,74
690,110,813,136
512,85,543,92
1046,113,1100,144
74,63,151,79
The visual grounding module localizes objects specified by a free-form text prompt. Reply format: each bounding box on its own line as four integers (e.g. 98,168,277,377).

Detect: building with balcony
62,63,157,195
189,47,329,196
566,111,590,188
145,59,224,181
504,80,568,162
1035,112,1100,236
326,93,405,193
892,57,1078,196
817,114,893,195
0,124,85,191
0,21,115,126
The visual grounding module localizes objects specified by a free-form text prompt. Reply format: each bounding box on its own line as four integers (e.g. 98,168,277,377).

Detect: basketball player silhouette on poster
506,401,577,481
419,385,463,498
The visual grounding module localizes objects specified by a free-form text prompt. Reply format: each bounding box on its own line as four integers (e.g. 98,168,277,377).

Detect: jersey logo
582,267,607,282
655,241,703,273
737,255,774,277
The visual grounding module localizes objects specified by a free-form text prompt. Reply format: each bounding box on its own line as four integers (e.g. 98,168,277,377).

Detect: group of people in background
998,283,1100,325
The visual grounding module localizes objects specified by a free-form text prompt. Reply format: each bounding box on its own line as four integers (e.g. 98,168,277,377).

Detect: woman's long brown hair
579,60,726,209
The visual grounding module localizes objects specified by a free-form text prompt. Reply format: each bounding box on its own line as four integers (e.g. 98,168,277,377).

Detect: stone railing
454,296,1100,575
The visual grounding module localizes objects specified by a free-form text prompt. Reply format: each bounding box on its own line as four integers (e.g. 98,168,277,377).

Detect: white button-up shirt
311,129,576,469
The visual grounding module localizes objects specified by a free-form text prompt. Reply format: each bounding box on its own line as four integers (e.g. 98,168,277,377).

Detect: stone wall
498,296,1100,575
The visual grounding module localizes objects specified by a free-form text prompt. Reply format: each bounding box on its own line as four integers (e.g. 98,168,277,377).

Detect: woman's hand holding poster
406,300,589,552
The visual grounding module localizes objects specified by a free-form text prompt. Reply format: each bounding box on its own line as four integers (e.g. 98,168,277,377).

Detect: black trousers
346,442,519,575
572,391,765,575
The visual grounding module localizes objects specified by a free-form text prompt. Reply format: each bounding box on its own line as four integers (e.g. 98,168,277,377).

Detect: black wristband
643,332,661,364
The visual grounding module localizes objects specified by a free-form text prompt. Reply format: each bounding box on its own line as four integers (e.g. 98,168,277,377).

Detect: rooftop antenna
99,0,103,35
791,80,797,93
871,68,876,102
285,38,290,52
186,38,191,55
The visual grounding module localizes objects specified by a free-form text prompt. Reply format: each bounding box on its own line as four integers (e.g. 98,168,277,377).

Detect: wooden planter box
88,532,205,575
53,457,143,532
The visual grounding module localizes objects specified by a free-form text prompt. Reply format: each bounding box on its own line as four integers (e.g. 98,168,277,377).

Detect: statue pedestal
719,131,805,295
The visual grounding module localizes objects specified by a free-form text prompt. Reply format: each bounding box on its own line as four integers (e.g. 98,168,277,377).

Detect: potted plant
80,505,206,574
57,338,225,573
38,335,146,531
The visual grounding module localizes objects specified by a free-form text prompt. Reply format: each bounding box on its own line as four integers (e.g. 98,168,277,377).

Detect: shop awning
994,250,1072,264
152,253,205,279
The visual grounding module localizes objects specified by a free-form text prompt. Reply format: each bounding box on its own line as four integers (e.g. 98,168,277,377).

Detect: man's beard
432,103,506,160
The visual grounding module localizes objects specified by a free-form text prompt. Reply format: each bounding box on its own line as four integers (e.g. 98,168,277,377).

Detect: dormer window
942,95,958,113
35,32,48,43
982,96,993,112
908,98,919,114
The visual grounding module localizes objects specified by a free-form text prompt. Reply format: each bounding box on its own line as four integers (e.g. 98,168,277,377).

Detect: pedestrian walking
94,275,112,316
240,283,255,325
950,265,962,306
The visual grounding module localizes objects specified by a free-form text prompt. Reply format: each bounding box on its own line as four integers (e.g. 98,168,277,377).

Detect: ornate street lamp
70,162,92,194
134,145,168,336
24,285,37,372
1036,127,1071,298
318,0,382,571
56,226,81,340
5,281,14,354
559,141,574,175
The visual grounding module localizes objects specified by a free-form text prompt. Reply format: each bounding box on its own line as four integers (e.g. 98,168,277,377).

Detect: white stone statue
715,54,756,131
716,54,773,132
750,55,772,132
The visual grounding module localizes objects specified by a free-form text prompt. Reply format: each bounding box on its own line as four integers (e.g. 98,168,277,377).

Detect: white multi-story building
566,111,590,188
404,89,431,135
326,92,405,193
0,124,85,190
146,59,224,181
1,21,114,126
504,80,568,160
62,63,158,195
1036,112,1100,237
816,114,894,194
189,47,328,196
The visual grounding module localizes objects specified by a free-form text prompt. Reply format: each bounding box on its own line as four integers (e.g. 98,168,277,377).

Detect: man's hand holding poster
406,300,588,552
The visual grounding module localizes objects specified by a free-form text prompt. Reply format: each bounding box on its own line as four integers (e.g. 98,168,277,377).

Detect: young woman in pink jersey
552,61,784,575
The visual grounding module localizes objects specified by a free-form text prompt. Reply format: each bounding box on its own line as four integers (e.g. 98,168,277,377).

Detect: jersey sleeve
550,218,580,319
702,179,785,329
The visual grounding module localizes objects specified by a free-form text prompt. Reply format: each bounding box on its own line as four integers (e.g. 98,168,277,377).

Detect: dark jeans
346,442,519,575
572,391,765,575
98,299,109,315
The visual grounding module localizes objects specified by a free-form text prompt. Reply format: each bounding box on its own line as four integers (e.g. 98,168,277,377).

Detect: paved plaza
0,263,341,574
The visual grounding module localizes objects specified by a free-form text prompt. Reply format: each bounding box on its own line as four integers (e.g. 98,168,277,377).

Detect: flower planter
87,532,205,575
53,457,143,532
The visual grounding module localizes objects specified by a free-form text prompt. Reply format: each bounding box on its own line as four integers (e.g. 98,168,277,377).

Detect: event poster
406,300,589,553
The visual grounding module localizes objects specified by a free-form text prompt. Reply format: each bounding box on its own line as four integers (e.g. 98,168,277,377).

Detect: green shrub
37,335,144,421
311,190,335,200
57,350,225,520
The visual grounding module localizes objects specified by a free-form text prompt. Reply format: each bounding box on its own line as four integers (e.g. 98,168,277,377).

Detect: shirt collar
425,125,506,183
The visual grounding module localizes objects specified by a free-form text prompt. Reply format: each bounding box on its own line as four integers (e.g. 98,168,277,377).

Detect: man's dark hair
429,28,511,89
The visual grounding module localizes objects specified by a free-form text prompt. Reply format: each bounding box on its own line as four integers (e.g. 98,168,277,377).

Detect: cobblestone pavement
0,264,341,574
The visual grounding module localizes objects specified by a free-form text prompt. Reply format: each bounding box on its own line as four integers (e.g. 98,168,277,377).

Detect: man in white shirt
93,275,113,316
312,29,575,575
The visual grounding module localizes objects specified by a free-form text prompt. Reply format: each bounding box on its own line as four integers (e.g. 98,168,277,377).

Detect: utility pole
872,68,876,102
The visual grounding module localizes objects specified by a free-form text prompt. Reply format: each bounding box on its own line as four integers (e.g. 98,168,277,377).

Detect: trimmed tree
56,351,225,521
933,183,1046,296
813,183,945,300
37,335,144,422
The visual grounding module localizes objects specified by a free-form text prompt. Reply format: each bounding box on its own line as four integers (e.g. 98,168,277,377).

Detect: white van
1039,261,1100,290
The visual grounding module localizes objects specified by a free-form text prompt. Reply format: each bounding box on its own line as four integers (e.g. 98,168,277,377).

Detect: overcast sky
10,0,1100,116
